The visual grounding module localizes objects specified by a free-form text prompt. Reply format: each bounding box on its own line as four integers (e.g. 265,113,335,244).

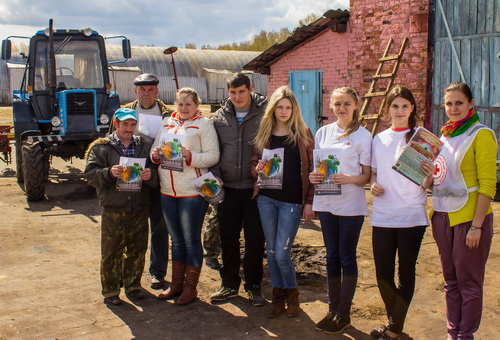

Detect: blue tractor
1,19,131,200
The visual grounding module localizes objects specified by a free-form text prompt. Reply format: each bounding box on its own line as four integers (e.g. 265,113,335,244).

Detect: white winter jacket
152,111,220,197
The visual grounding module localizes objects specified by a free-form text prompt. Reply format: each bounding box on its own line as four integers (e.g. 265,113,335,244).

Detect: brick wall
348,0,430,131
267,0,430,131
268,29,350,122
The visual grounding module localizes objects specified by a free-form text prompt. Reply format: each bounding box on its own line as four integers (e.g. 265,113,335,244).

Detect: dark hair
385,85,421,143
227,72,251,90
444,82,473,102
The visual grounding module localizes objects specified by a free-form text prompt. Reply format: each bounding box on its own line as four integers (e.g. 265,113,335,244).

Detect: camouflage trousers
101,210,149,298
203,204,221,258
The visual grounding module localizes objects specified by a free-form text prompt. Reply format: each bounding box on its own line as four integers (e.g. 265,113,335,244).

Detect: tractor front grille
66,92,95,116
63,90,97,134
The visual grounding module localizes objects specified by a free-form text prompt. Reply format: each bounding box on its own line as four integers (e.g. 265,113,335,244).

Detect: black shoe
315,311,335,331
370,325,388,337
323,315,351,335
104,295,122,306
151,275,165,290
205,257,222,270
376,331,400,340
246,285,265,307
127,290,144,300
210,286,238,302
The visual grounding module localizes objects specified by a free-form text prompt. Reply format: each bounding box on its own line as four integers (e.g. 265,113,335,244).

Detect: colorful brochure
392,126,443,186
313,148,342,195
257,148,284,190
158,133,185,172
116,157,146,191
191,172,225,204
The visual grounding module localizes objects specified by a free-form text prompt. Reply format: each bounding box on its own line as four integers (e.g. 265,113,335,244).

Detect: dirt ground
0,107,499,340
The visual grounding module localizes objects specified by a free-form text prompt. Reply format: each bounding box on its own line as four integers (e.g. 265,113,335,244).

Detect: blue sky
0,0,349,48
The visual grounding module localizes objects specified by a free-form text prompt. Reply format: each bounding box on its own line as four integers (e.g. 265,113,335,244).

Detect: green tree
205,13,321,51
298,13,320,27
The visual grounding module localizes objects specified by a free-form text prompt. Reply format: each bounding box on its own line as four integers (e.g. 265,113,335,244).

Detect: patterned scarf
440,108,479,137
171,109,204,122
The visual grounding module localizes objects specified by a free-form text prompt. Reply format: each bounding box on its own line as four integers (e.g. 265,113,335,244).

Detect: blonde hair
254,86,311,151
176,87,201,105
330,87,362,138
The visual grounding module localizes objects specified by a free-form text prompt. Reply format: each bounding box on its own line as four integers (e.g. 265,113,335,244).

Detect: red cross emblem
433,155,447,186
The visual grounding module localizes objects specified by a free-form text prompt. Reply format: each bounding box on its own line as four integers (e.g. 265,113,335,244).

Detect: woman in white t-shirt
309,87,372,335
369,85,434,340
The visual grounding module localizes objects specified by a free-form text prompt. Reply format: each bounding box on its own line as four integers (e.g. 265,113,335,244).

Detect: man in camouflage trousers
84,108,157,306
204,204,222,269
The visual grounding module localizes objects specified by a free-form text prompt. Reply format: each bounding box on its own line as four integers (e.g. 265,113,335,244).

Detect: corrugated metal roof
106,47,263,103
2,43,266,104
243,9,350,74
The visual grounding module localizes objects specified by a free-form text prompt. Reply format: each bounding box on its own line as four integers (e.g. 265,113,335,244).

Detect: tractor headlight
83,27,93,37
99,114,110,124
51,116,61,127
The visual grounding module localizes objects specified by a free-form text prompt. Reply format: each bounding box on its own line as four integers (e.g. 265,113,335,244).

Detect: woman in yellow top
428,82,497,340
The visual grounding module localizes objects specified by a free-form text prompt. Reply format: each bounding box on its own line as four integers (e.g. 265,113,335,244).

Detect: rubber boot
267,287,286,318
285,288,301,317
158,261,185,300
176,265,201,305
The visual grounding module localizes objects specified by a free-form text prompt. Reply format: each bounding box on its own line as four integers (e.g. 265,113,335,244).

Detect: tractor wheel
22,141,46,201
15,145,24,183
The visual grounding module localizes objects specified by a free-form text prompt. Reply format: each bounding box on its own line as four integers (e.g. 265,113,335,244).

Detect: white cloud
0,0,349,48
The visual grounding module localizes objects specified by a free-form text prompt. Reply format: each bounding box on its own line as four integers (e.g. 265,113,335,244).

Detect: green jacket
84,134,158,212
124,98,173,118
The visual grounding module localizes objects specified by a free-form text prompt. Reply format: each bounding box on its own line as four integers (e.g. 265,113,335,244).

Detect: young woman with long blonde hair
251,86,314,318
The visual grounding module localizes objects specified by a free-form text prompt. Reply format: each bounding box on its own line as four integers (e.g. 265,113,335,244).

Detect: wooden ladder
358,37,408,135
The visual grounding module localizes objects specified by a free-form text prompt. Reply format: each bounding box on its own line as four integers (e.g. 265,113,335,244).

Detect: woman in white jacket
151,87,219,305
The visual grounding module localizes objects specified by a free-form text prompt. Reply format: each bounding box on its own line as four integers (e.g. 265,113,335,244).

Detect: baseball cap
114,108,137,121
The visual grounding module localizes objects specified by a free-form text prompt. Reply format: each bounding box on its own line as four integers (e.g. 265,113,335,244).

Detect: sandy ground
0,107,499,339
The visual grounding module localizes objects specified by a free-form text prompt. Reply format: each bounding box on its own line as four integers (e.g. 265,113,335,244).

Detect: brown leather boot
267,287,286,318
176,265,201,305
285,288,301,317
158,261,185,300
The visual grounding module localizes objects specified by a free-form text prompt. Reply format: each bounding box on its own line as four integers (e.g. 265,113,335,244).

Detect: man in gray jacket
209,72,267,306
84,108,157,306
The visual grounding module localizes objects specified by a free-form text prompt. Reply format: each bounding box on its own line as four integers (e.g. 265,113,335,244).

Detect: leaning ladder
358,38,408,135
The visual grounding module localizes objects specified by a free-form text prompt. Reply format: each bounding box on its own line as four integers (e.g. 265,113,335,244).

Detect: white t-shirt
135,102,161,143
312,123,372,216
370,128,429,228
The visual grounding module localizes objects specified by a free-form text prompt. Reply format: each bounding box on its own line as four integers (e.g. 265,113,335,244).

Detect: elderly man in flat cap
125,73,172,143
125,73,172,290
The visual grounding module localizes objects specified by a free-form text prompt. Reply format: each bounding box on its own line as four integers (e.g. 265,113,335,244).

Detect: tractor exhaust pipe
48,19,57,115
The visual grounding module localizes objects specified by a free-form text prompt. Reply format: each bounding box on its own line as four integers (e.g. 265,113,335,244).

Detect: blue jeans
319,212,364,317
257,195,302,289
161,195,208,268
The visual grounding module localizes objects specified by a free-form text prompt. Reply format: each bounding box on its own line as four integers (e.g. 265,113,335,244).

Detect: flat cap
134,73,159,86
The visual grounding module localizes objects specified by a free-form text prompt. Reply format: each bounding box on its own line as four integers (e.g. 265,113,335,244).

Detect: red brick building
245,0,430,132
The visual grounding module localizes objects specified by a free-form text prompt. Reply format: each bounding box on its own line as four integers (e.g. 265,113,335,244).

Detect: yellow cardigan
443,128,497,226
